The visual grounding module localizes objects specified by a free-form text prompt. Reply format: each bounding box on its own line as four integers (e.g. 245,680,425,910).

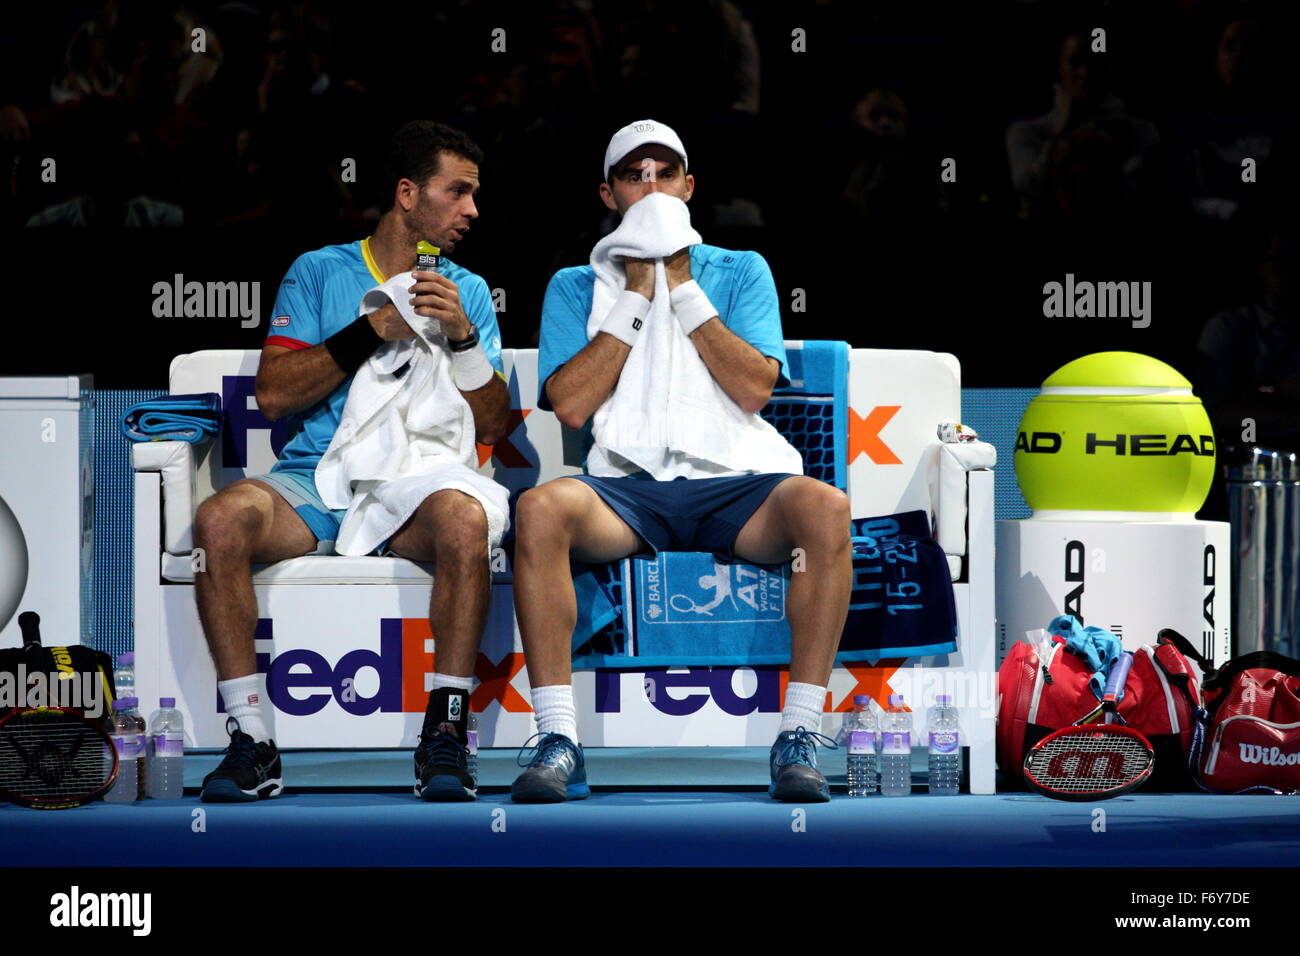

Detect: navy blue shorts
568,473,797,561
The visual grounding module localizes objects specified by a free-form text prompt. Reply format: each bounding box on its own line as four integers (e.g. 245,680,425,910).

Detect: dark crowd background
1,0,1298,453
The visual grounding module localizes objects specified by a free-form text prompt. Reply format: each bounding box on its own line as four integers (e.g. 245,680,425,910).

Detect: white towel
587,193,802,479
314,272,509,556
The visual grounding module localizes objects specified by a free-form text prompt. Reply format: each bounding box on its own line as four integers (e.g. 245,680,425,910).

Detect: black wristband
447,324,480,352
325,315,384,373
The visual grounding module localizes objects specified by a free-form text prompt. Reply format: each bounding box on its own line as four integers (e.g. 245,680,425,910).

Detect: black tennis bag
0,612,115,722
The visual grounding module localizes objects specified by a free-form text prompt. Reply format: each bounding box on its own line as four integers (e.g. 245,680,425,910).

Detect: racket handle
1102,650,1134,703
17,611,41,649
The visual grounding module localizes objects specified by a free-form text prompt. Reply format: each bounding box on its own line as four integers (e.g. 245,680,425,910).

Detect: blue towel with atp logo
570,510,958,669
121,393,222,443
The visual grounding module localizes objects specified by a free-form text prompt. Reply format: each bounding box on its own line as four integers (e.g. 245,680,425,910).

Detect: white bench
132,344,997,792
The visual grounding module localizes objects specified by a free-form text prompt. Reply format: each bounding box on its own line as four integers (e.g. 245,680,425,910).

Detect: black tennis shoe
200,717,283,802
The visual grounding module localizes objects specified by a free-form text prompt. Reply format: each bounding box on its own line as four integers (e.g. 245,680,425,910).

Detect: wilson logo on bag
1160,629,1300,794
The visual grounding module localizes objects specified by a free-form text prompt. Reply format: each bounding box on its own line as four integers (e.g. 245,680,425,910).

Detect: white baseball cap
603,119,689,182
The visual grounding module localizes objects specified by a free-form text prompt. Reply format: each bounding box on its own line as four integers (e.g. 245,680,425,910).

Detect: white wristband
669,280,716,335
451,343,496,392
599,290,651,346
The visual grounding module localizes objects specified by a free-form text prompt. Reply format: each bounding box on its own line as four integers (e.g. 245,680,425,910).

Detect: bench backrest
169,343,959,521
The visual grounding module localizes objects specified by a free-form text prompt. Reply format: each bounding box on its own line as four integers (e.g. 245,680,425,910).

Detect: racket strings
0,714,112,801
1026,735,1152,793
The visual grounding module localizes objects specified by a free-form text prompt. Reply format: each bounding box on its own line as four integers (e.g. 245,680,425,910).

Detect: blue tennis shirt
263,238,504,476
537,244,790,411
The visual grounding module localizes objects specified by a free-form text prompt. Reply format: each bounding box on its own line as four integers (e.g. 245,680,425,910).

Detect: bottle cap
118,697,138,708
888,693,905,708
937,694,952,706
117,652,134,666
113,699,131,711
160,697,176,708
853,695,870,706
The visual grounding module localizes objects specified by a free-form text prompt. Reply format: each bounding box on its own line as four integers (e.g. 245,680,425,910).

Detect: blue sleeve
462,274,505,378
536,270,595,410
265,253,324,349
724,252,790,388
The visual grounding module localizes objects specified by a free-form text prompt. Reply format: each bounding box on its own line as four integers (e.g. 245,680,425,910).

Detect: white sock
429,672,475,693
220,674,272,743
780,682,827,735
531,684,578,743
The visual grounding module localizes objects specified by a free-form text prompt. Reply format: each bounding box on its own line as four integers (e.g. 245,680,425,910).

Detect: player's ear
396,177,420,213
599,181,618,212
683,173,694,202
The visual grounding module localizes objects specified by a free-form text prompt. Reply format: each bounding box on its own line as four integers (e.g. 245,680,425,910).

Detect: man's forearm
463,373,511,445
544,333,632,429
689,318,779,414
255,345,349,420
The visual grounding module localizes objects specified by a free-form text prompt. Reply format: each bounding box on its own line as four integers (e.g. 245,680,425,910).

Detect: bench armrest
131,440,197,555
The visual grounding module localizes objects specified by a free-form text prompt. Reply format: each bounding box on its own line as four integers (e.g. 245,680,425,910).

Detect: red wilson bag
1160,630,1300,794
997,630,1203,791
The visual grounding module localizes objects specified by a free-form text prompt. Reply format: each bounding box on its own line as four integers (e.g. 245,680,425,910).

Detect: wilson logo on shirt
271,315,291,327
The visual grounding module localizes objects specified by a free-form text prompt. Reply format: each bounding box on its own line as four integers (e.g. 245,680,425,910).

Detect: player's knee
429,493,489,562
193,489,259,557
515,483,579,546
788,479,850,543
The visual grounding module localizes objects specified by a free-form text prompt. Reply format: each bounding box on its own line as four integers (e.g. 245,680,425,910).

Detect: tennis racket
0,706,119,809
1074,650,1135,726
1023,724,1154,799
1022,651,1154,800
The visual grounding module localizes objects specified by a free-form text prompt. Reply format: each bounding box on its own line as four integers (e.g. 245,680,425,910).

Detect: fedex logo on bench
216,618,529,716
217,620,906,717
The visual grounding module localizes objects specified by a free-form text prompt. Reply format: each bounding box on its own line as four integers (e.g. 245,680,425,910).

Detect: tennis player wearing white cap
510,120,854,803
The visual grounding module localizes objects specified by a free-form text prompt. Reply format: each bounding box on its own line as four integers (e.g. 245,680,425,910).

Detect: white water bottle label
881,731,911,755
152,733,184,757
848,731,874,755
930,730,959,754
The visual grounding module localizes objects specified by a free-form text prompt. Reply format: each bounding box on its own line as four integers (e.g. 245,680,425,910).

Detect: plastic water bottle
121,698,148,800
113,651,136,700
466,710,478,785
927,694,962,795
147,698,185,798
879,693,913,796
104,699,140,803
844,695,878,796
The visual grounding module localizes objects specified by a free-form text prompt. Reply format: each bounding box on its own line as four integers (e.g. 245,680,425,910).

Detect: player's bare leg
510,477,643,802
512,478,643,686
734,475,852,802
193,478,315,801
193,479,318,681
388,489,493,801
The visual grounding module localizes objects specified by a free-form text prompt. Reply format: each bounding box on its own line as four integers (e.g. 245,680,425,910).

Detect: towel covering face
585,193,802,480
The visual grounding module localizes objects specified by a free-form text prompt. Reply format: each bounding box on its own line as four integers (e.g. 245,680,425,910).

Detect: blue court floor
2,748,1297,867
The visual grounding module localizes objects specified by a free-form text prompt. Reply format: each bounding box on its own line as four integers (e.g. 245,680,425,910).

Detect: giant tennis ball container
1014,352,1215,515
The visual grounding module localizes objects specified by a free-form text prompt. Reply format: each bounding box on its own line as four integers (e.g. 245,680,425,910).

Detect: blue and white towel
120,393,221,443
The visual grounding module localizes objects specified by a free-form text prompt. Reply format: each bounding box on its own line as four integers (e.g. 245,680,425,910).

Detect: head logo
1064,539,1085,623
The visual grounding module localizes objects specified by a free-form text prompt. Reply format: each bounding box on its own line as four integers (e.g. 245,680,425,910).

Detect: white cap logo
603,119,688,181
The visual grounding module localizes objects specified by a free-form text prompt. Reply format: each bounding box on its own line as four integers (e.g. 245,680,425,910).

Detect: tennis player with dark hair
511,120,853,803
193,119,510,802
